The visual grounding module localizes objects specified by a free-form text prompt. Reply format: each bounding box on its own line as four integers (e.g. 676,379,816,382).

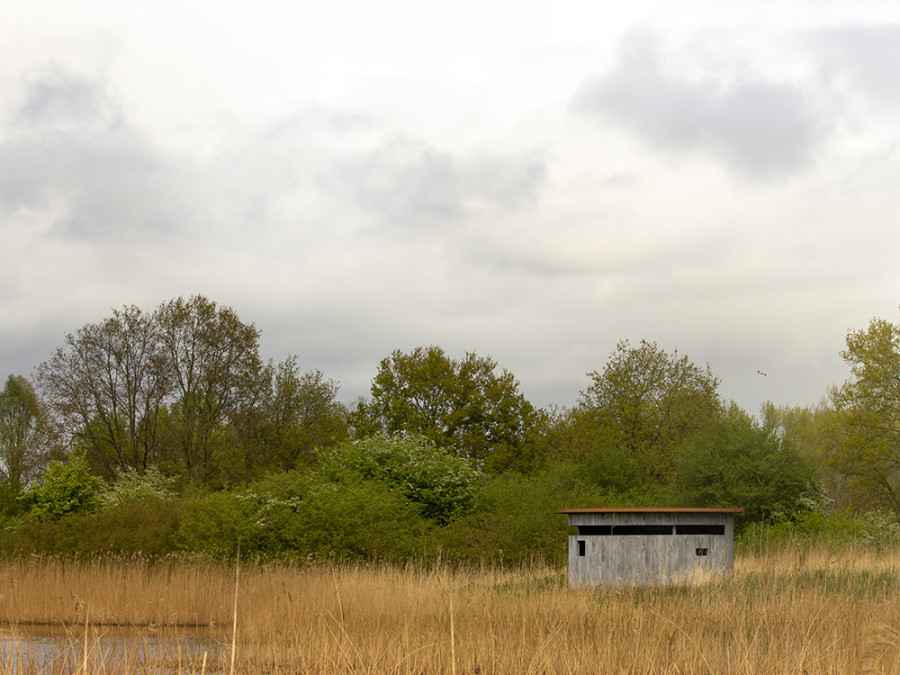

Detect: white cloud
1,2,899,418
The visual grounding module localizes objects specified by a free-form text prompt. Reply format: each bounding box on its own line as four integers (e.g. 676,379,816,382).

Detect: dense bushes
3,494,182,555
13,304,900,566
317,435,482,524
21,455,100,520
738,508,900,555
172,436,482,561
435,464,589,565
0,423,878,564
175,472,426,561
0,456,892,563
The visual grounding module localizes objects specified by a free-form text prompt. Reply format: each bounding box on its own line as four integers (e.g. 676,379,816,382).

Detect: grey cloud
16,65,116,129
0,130,187,240
463,155,546,210
330,139,464,223
0,68,191,240
321,137,545,226
573,33,821,178
812,25,900,107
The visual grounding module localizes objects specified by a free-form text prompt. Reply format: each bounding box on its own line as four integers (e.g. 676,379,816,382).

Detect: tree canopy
154,295,269,482
34,296,354,488
8,297,900,560
369,346,539,470
577,339,722,481
832,315,900,518
0,374,53,506
677,404,818,523
259,356,348,472
37,304,169,477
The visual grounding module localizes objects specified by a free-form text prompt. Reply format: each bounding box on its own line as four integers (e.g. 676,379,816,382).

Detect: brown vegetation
0,545,898,673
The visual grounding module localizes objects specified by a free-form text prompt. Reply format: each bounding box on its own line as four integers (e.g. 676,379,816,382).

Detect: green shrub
284,477,426,561
0,498,183,555
173,488,256,557
174,471,427,561
22,455,100,520
436,462,614,566
317,435,483,524
738,509,900,554
87,497,183,554
578,444,653,494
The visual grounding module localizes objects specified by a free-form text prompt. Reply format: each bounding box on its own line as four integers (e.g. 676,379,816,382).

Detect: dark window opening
576,525,611,536
676,524,725,536
575,524,727,536
696,548,709,556
576,524,674,536
615,524,674,535
577,540,586,557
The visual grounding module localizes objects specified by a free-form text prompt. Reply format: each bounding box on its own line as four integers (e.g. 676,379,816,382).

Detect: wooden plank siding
560,509,741,588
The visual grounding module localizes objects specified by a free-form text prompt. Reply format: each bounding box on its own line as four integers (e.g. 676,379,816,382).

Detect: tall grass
0,546,898,673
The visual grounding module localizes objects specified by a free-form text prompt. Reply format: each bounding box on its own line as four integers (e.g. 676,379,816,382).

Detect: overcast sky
2,0,899,415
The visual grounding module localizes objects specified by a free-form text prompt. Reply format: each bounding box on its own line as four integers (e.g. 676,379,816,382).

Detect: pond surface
0,623,229,672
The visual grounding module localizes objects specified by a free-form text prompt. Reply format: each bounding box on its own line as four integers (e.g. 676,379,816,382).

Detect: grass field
0,544,898,673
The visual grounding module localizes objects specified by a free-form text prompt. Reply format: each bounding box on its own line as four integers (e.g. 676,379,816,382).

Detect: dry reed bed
0,547,898,673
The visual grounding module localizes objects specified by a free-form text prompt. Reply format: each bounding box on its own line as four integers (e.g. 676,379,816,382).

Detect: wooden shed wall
566,512,735,587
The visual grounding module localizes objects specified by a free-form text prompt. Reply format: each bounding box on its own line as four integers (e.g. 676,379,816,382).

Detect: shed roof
557,508,744,514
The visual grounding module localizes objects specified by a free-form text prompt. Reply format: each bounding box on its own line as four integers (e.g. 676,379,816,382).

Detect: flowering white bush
98,466,177,509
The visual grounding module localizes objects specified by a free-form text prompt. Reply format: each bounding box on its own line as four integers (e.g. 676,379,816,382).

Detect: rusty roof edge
556,507,745,514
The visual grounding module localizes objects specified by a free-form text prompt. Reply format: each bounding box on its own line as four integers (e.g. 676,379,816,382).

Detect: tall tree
370,346,538,468
832,315,900,519
578,339,722,481
37,296,270,485
263,355,348,471
154,295,268,482
677,403,818,523
0,375,52,504
760,400,847,508
37,305,169,478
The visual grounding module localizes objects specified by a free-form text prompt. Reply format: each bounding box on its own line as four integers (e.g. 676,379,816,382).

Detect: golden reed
0,546,898,673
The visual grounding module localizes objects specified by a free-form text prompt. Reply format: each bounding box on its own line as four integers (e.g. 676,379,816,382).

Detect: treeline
0,295,898,562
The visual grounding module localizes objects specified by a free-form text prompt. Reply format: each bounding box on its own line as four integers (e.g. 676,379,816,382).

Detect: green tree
262,356,348,471
37,305,170,478
760,400,847,508
577,339,722,482
154,295,269,483
832,315,900,519
37,296,272,486
346,397,383,440
676,404,818,524
370,346,538,468
0,375,52,503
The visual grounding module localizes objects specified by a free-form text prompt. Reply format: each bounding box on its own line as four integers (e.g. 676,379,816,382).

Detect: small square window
695,548,709,556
